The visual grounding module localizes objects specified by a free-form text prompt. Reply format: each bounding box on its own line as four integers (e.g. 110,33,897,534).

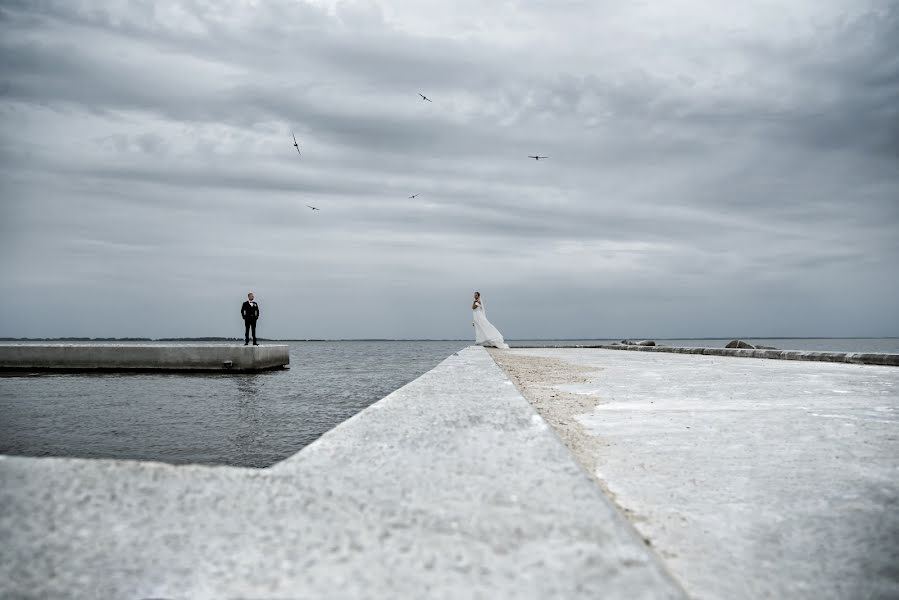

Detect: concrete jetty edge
554,344,899,366
0,346,686,599
0,344,289,372
496,346,899,599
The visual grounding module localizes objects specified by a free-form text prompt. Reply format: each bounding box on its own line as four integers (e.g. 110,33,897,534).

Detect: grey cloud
1,0,897,339
731,6,899,157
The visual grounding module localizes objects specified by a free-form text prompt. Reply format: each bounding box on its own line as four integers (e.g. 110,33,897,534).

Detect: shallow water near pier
0,341,466,467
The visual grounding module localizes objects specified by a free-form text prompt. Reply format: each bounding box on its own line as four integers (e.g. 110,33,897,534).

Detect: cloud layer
1,0,897,339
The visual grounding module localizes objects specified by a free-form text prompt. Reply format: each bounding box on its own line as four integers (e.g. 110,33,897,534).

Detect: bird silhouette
408,193,419,199
418,93,433,102
292,133,301,156
528,155,548,160
305,205,320,211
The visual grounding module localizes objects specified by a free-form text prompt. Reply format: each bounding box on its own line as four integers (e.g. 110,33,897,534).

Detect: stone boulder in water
725,340,756,349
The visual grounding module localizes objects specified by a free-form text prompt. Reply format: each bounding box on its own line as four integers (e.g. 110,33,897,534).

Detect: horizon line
2,336,898,342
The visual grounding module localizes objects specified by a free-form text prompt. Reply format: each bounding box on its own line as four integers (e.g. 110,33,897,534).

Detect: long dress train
472,301,509,349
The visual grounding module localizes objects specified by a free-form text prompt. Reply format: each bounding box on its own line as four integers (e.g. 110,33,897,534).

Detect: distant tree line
0,337,471,342
0,337,261,342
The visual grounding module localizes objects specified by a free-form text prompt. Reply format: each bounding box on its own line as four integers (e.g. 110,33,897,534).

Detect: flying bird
418,93,433,102
305,205,320,211
528,155,548,160
408,193,419,199
292,133,301,156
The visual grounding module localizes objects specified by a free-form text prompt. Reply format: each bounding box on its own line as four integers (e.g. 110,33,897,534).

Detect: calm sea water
0,341,466,468
2,338,895,468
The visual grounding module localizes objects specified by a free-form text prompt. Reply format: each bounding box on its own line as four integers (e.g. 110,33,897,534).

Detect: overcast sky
1,0,897,340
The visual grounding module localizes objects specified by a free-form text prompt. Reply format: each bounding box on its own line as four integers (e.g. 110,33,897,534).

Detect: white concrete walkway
507,348,899,600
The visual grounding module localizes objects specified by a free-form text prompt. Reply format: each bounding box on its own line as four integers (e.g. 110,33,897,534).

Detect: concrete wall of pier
0,344,289,372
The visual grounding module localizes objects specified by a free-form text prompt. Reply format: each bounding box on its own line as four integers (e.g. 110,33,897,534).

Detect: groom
241,292,260,346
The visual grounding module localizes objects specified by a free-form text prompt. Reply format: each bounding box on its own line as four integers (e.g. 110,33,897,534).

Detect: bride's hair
474,291,480,296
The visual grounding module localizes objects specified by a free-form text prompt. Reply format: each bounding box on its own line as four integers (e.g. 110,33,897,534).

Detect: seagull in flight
408,193,419,199
305,205,320,211
418,93,433,102
292,133,301,156
528,155,548,160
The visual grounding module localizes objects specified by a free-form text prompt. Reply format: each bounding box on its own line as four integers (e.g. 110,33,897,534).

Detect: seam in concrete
487,348,690,595
496,346,899,600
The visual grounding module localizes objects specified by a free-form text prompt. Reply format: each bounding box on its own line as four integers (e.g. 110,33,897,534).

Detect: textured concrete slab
0,346,684,600
500,348,899,600
0,343,289,371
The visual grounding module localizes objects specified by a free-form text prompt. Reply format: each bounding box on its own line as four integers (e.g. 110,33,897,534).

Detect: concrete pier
0,344,289,372
6,345,893,598
0,347,683,599
492,348,899,600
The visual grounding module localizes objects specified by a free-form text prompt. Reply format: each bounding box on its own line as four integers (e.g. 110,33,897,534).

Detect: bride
472,291,509,349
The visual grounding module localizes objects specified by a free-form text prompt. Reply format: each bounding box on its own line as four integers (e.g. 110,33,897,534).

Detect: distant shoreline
0,337,469,342
2,337,897,342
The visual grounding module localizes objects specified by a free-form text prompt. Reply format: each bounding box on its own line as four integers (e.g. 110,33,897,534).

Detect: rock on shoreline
617,340,657,346
725,340,778,350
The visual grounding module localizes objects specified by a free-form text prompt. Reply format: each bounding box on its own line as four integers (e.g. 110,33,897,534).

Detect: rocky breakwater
582,341,898,367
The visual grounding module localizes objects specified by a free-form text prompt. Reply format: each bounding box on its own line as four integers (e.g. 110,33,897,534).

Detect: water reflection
232,374,264,462
235,373,262,401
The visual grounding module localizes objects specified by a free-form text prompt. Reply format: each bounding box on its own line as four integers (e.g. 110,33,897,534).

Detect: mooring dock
0,344,290,372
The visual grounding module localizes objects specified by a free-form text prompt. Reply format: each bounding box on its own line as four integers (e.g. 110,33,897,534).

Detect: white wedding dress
472,300,509,349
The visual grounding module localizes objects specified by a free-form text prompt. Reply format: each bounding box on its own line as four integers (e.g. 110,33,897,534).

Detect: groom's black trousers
244,319,257,344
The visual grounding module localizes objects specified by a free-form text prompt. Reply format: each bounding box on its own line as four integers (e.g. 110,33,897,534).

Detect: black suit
241,301,260,344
